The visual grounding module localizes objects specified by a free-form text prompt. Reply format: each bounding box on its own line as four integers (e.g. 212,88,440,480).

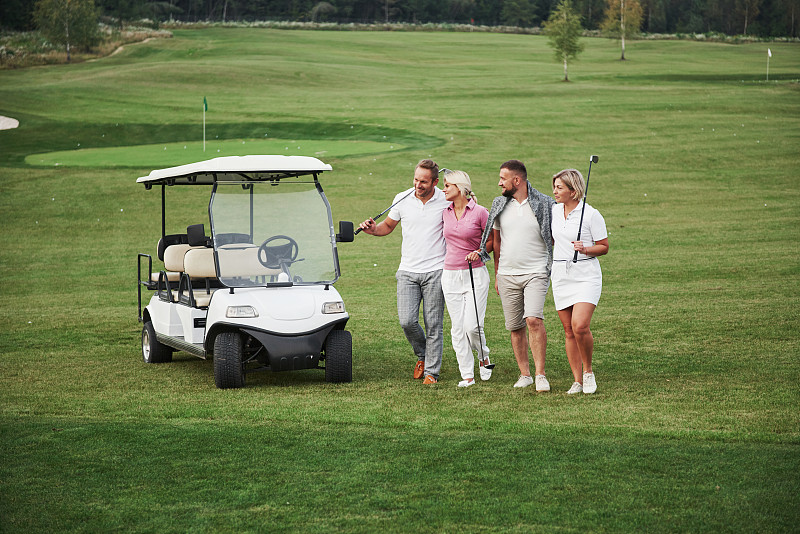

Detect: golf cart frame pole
161,184,166,239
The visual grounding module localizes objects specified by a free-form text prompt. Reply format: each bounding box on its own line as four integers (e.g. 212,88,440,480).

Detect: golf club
354,167,450,235
468,261,494,370
573,155,599,263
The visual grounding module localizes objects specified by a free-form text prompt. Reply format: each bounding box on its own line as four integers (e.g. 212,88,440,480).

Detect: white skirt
551,258,602,310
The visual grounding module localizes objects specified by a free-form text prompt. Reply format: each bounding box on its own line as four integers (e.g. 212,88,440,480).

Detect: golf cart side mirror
336,221,354,243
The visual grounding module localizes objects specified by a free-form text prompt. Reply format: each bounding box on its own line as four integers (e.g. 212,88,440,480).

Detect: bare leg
571,302,596,374
510,327,530,376
557,307,582,383
525,316,546,376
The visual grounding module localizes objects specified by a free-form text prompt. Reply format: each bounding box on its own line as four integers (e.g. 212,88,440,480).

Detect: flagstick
203,105,206,152
767,48,772,82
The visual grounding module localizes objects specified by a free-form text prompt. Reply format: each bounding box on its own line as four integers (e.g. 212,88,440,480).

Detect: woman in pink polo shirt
441,170,494,387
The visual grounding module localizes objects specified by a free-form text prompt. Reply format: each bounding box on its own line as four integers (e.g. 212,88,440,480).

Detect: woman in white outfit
441,170,494,387
551,169,609,394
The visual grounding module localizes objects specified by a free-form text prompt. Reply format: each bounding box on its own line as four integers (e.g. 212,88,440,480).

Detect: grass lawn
0,29,799,532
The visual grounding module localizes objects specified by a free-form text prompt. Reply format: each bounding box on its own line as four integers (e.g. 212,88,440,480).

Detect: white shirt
493,197,549,275
551,201,607,261
388,187,447,273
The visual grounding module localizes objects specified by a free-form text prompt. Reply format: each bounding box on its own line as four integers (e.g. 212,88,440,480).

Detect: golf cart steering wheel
257,235,299,269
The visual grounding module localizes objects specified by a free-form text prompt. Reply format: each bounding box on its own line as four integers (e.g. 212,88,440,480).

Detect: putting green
25,138,407,168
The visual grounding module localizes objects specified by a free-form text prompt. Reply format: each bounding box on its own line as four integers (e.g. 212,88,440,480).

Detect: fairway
1,28,799,532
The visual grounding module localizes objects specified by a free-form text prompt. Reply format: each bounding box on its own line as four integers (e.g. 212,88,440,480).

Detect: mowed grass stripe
2,418,796,532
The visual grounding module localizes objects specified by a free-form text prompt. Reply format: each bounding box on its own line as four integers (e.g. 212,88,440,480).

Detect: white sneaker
479,363,492,381
458,379,475,388
566,382,583,395
513,375,533,388
535,374,551,392
583,372,597,394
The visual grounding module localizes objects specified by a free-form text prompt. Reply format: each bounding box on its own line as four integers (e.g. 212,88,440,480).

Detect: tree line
3,0,797,37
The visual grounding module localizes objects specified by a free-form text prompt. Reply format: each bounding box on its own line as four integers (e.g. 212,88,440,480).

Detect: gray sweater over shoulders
477,180,555,276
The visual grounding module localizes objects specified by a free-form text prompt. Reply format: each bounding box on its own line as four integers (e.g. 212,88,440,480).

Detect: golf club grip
572,250,579,263
356,190,414,236
355,207,391,236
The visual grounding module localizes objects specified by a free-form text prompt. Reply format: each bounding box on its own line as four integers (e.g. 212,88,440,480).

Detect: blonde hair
552,168,585,201
443,170,477,203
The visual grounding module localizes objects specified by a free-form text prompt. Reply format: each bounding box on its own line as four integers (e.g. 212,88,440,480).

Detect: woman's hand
465,250,481,263
572,241,588,255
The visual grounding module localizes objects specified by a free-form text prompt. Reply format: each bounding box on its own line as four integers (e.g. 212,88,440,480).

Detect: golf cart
136,155,355,388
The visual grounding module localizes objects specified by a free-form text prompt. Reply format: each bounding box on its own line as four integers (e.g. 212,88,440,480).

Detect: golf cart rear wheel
142,321,173,364
214,331,245,389
324,330,352,383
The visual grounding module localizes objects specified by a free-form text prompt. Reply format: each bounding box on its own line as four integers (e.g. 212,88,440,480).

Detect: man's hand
359,218,377,235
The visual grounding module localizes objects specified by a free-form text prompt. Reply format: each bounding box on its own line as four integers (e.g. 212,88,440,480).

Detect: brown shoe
422,375,438,384
413,360,425,379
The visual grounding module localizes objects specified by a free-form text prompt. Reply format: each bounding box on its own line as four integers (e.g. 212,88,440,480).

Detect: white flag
768,48,772,57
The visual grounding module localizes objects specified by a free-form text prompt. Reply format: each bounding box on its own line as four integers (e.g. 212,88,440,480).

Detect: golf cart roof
137,155,332,186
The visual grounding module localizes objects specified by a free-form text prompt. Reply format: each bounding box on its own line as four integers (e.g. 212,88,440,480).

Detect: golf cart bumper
209,317,349,371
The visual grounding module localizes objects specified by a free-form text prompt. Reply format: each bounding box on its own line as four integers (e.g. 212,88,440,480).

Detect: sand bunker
0,116,19,130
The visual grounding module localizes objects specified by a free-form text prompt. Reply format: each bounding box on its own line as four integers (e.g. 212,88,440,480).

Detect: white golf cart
136,155,355,388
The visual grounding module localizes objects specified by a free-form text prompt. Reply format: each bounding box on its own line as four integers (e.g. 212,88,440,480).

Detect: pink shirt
443,198,489,270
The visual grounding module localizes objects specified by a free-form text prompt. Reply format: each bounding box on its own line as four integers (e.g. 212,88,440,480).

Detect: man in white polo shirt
358,159,448,384
476,160,555,391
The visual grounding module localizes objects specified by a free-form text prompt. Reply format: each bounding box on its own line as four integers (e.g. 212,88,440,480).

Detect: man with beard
475,160,555,391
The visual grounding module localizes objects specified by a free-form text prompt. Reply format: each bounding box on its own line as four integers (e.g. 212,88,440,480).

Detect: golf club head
590,155,599,164
439,167,450,175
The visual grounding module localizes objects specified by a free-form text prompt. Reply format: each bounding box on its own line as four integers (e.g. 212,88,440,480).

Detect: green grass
25,138,405,167
1,29,799,532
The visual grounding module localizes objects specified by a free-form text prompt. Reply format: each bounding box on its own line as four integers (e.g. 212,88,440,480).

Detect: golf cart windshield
210,180,338,287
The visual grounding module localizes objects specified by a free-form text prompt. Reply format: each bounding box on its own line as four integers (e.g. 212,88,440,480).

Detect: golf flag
204,96,208,111
766,49,772,81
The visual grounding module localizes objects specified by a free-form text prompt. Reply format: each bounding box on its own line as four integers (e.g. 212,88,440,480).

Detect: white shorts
551,259,602,311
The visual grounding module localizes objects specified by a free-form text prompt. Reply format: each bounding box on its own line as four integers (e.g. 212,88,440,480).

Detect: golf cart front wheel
324,329,352,383
142,321,173,364
214,331,245,389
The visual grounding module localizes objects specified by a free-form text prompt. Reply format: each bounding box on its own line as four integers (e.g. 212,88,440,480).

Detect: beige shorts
496,273,550,330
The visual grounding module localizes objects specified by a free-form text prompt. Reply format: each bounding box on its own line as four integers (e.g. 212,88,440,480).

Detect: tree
544,0,585,81
34,0,99,62
736,0,762,33
501,0,538,26
600,0,642,60
311,1,336,21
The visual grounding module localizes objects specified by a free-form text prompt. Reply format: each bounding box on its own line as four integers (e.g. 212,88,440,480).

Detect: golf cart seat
149,233,189,283
184,247,216,278
187,223,211,248
152,224,208,299
182,247,217,308
155,244,194,302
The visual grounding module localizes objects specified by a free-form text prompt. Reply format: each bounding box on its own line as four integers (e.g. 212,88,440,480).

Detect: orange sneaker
413,360,425,379
422,375,438,384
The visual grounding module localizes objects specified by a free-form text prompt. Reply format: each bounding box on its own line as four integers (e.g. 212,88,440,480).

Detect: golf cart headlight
226,305,259,318
322,301,345,314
